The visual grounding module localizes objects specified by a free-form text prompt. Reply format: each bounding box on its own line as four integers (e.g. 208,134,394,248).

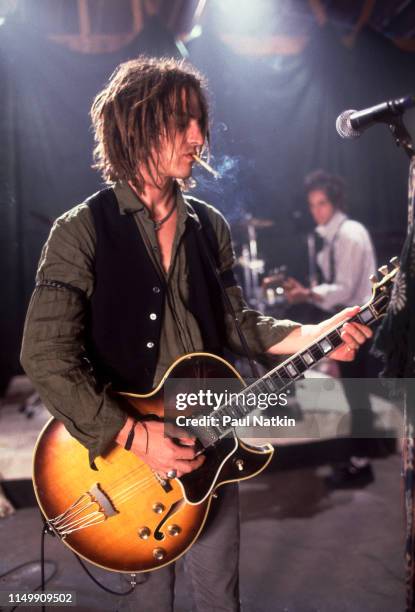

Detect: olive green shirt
21,182,300,464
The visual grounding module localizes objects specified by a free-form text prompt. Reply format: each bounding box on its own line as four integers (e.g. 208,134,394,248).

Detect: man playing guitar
21,60,371,611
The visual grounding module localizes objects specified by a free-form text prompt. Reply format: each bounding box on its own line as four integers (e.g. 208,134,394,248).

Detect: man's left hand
317,306,373,362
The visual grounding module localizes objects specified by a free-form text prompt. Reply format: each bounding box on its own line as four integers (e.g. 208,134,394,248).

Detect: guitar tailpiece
42,521,56,537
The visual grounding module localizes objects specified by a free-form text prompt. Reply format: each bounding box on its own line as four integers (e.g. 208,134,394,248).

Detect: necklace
152,201,177,231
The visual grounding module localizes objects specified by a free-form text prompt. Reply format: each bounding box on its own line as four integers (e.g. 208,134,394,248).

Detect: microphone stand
388,116,415,611
388,116,415,160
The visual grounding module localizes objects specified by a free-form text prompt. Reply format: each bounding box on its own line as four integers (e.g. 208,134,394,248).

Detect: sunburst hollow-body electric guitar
32,260,398,573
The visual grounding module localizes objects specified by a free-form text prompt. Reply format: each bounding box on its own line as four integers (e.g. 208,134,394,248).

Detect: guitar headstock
367,256,400,319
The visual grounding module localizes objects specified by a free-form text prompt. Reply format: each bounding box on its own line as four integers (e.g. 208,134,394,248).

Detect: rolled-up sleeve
20,204,127,466
224,285,301,356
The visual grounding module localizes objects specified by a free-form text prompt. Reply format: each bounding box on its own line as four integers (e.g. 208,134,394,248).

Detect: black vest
87,188,235,393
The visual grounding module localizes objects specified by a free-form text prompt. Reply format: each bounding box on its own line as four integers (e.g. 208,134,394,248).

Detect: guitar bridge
46,483,117,538
89,483,118,517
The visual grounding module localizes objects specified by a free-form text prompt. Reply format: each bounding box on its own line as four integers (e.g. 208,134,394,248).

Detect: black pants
338,343,376,457
117,483,241,612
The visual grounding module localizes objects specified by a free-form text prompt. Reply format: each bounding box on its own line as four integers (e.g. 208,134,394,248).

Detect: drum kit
235,214,288,314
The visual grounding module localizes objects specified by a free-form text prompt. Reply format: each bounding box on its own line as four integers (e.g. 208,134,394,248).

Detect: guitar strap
189,205,261,379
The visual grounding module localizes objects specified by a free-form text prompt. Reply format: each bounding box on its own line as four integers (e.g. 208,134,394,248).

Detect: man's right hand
117,418,205,478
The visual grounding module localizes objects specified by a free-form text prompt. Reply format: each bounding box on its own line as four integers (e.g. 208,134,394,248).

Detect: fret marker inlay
302,351,314,365
264,377,275,391
319,338,332,353
286,363,298,377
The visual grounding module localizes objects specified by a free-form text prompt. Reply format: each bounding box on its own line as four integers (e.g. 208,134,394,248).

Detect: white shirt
312,211,377,312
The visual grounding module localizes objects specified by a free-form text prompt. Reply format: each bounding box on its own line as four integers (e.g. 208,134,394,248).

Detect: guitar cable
72,552,141,596
0,531,57,612
39,518,141,602
1,519,141,612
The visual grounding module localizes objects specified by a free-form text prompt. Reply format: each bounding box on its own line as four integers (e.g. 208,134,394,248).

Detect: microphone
336,95,415,139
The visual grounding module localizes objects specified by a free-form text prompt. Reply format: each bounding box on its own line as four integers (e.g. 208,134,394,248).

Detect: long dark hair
91,56,210,193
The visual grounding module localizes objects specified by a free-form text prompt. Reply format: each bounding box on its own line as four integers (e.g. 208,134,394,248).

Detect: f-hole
154,499,185,541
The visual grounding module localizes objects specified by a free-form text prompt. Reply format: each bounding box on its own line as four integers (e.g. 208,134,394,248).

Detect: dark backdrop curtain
1,17,414,389
0,16,180,391
188,23,414,278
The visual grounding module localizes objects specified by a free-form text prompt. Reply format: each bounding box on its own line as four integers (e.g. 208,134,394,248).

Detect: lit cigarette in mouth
192,155,220,179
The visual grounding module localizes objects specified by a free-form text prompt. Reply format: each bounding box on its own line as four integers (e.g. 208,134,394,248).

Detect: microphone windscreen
336,109,361,139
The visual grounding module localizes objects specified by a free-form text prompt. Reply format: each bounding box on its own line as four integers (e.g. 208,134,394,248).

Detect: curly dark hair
304,169,346,211
90,56,210,193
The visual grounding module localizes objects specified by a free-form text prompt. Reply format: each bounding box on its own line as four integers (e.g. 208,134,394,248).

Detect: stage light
213,0,274,34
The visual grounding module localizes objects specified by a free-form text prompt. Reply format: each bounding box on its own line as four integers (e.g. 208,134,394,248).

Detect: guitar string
115,474,185,508
111,470,183,505
102,463,153,494
59,478,176,528
114,480,173,507
95,446,179,494
64,458,181,519
82,464,174,507
99,441,203,498
94,431,192,496
108,460,197,503
111,474,161,502
102,461,176,498
59,476,166,525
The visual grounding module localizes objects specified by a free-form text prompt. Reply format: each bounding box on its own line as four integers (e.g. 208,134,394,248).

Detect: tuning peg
378,265,389,276
369,274,378,284
390,256,399,268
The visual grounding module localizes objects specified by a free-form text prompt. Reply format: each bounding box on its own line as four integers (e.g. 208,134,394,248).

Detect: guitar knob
235,459,244,472
153,548,166,561
152,503,165,514
167,524,181,537
390,256,399,268
378,265,389,276
138,526,151,540
369,274,378,285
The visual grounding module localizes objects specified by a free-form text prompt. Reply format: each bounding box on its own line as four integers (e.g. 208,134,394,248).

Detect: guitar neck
188,260,398,447
264,303,378,392
211,299,383,432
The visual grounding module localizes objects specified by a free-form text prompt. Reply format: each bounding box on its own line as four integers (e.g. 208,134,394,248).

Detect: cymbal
237,216,275,229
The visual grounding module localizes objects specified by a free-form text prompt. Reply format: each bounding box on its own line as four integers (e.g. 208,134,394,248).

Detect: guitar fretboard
203,297,385,444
